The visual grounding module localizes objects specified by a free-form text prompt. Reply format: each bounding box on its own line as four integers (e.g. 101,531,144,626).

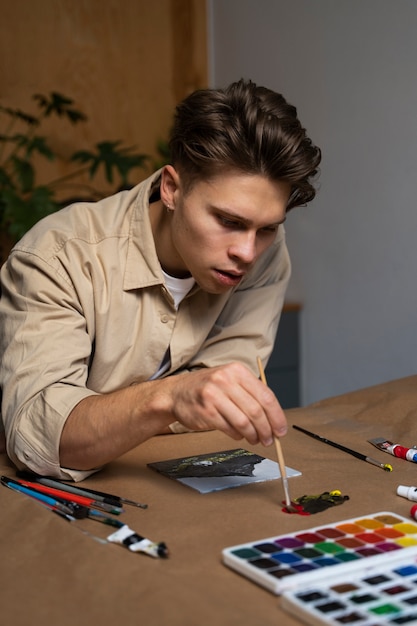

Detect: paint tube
398,485,417,503
107,524,169,558
368,437,417,463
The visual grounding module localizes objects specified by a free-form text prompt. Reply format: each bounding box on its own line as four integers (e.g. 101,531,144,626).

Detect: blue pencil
1,476,75,515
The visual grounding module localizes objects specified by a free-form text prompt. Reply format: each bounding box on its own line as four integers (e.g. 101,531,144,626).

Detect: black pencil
16,471,148,509
292,425,393,472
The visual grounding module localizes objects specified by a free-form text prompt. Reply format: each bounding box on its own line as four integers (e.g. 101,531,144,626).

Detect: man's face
162,168,291,294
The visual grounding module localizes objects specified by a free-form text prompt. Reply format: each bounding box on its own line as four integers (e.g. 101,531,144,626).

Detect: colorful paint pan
222,512,417,595
281,551,417,625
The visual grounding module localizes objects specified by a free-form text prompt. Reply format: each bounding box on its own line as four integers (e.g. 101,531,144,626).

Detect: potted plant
0,92,151,261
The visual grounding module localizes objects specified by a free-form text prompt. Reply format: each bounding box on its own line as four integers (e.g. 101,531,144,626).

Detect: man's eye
219,216,241,228
260,225,279,234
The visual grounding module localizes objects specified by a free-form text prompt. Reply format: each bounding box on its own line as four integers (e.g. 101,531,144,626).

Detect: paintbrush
293,425,393,472
257,356,294,509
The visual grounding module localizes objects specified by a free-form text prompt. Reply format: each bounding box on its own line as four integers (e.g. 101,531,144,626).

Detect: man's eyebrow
215,207,287,227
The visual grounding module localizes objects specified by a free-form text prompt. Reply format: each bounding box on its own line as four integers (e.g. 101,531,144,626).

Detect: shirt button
161,315,169,323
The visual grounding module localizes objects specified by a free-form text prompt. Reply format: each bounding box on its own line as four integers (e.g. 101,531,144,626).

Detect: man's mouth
214,269,244,286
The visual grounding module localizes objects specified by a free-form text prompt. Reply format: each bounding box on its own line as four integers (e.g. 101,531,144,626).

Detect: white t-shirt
150,270,195,380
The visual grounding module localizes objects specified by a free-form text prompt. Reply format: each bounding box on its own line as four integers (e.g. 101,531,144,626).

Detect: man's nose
229,232,257,264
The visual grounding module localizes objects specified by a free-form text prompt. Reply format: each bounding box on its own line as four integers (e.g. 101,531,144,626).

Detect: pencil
257,356,292,507
16,471,148,509
1,476,75,515
4,476,124,514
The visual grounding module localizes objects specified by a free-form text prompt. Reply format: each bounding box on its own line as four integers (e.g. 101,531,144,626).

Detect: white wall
208,0,417,405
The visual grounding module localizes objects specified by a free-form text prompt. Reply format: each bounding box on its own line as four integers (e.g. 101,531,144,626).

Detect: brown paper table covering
1,374,417,626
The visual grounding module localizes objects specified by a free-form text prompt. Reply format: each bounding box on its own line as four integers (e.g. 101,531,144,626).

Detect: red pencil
6,476,123,514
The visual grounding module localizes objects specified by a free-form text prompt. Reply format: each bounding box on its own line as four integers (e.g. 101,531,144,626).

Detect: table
2,374,417,626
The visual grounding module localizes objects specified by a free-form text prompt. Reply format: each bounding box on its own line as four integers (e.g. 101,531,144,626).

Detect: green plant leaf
0,91,155,244
5,134,55,160
33,92,87,124
0,104,38,126
10,156,35,193
24,135,55,160
71,140,149,186
0,167,14,188
0,186,59,240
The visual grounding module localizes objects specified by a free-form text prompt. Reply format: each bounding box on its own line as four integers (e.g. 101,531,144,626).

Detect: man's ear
160,165,180,209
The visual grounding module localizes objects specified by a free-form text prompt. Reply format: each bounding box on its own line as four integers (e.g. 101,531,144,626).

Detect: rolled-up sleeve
0,248,99,480
0,176,170,480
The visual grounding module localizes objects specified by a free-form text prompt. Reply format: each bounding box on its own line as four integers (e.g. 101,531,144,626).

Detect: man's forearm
59,363,288,472
59,379,175,471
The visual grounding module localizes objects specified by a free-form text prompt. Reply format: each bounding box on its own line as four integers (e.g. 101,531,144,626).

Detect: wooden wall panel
0,0,207,199
171,0,209,102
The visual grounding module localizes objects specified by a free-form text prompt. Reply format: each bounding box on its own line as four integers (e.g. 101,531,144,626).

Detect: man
0,79,321,480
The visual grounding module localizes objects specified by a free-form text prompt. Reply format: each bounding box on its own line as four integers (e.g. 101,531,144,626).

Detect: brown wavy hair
169,79,321,210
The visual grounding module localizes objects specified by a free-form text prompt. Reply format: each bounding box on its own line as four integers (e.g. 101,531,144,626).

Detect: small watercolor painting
147,448,301,493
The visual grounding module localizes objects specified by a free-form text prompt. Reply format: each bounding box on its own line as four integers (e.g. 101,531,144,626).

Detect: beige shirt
0,171,291,480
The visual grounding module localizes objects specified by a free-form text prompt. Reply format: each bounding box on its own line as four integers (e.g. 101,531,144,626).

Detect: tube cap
397,485,411,498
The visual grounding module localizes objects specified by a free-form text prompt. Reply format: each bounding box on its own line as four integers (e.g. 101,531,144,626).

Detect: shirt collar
123,170,166,291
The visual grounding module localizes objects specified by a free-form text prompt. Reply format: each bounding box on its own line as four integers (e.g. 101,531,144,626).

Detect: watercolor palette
222,512,417,595
280,551,417,625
